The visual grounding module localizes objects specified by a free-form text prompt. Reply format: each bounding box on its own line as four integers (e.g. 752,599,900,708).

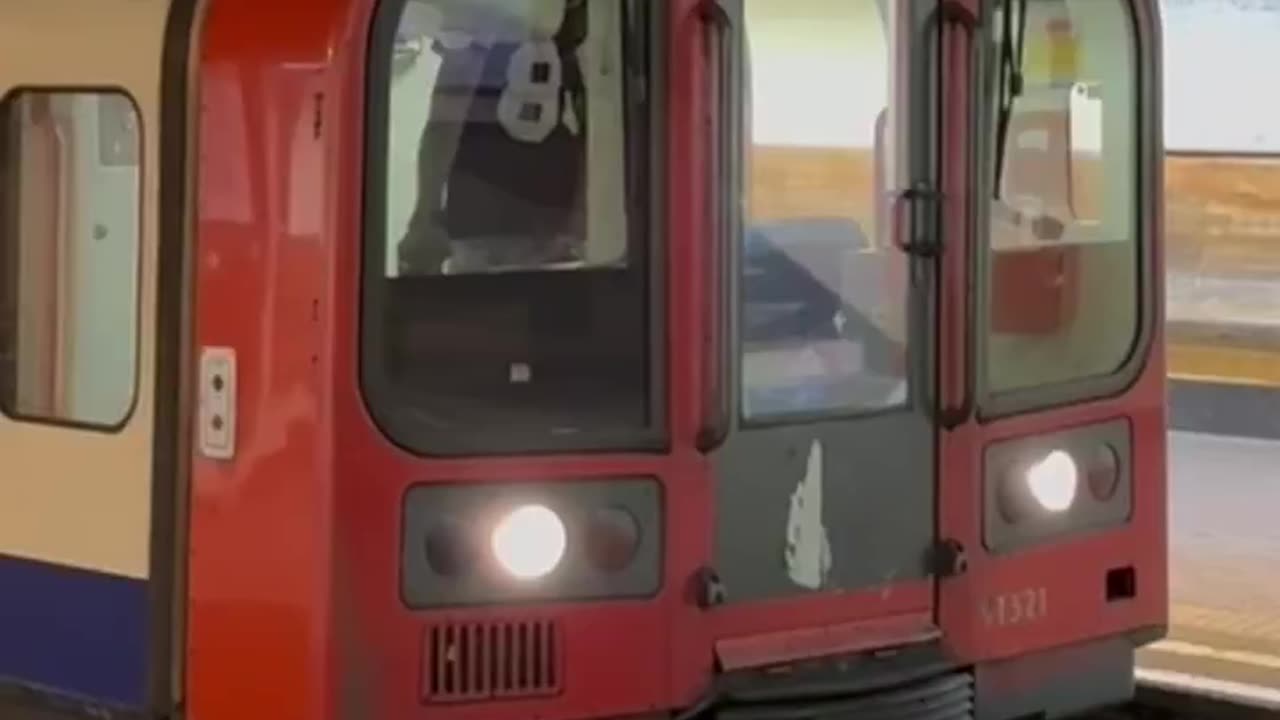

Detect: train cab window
739,0,909,421
364,0,656,453
0,90,141,428
982,0,1140,398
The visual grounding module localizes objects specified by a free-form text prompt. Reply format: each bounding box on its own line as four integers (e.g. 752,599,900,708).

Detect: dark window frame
0,85,145,433
974,0,1155,421
360,0,669,457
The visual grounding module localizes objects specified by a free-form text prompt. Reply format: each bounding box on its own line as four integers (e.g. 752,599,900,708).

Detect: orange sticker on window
1022,11,1078,87
1046,17,1078,84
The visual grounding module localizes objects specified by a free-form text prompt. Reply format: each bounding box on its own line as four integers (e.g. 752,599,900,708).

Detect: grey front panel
715,416,934,600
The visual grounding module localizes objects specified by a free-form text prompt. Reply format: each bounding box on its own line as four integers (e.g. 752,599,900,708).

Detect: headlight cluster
402,478,661,608
424,502,642,582
999,449,1083,520
985,420,1132,553
998,445,1123,520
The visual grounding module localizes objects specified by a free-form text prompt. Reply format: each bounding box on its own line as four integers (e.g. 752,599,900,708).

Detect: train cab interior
984,0,1141,394
372,0,652,443
376,0,925,437
377,0,1146,436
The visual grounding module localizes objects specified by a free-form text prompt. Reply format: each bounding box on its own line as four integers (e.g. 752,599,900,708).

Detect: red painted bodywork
183,1,1166,718
186,3,340,718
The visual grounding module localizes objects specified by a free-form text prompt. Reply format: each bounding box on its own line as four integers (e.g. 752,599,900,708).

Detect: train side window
0,90,141,428
739,0,910,421
982,0,1140,397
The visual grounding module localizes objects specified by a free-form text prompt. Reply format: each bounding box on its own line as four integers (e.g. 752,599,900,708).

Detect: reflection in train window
739,0,909,421
386,0,628,276
364,0,657,454
0,90,141,428
983,0,1139,395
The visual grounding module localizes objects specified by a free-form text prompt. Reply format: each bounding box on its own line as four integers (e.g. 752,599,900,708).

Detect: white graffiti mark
785,440,833,590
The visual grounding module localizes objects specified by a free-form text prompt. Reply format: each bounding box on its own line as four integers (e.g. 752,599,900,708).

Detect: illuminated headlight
999,448,1081,522
402,478,662,607
1025,449,1079,512
983,420,1132,554
490,505,567,580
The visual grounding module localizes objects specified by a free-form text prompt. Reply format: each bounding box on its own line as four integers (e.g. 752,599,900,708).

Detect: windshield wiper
992,0,1028,198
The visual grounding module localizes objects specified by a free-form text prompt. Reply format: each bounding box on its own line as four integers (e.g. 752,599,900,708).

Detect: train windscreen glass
738,0,910,421
362,0,657,455
982,0,1140,397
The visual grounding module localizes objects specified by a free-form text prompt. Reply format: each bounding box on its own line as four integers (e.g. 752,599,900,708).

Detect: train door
936,0,1164,665
0,0,192,715
708,0,945,648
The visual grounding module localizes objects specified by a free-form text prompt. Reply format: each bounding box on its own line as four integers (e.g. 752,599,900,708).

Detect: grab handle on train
890,183,944,259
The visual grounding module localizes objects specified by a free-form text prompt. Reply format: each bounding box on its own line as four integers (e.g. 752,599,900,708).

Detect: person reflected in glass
398,0,589,275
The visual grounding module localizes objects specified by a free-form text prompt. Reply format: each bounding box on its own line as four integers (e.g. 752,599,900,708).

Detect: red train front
0,0,1166,718
194,0,1169,716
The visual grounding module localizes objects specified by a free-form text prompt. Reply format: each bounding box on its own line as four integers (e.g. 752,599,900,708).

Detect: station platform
1137,430,1280,705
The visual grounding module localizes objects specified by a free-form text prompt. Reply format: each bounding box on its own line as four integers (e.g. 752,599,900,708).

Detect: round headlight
491,504,567,580
1025,450,1079,512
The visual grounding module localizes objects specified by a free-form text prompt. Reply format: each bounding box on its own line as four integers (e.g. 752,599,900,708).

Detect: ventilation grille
425,619,564,703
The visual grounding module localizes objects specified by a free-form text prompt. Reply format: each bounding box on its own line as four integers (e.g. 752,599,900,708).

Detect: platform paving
1138,431,1280,691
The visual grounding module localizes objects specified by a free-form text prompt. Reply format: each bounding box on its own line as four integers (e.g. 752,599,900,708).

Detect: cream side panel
0,0,168,580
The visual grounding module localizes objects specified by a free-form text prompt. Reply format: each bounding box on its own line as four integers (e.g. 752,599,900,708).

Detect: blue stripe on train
0,553,149,709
